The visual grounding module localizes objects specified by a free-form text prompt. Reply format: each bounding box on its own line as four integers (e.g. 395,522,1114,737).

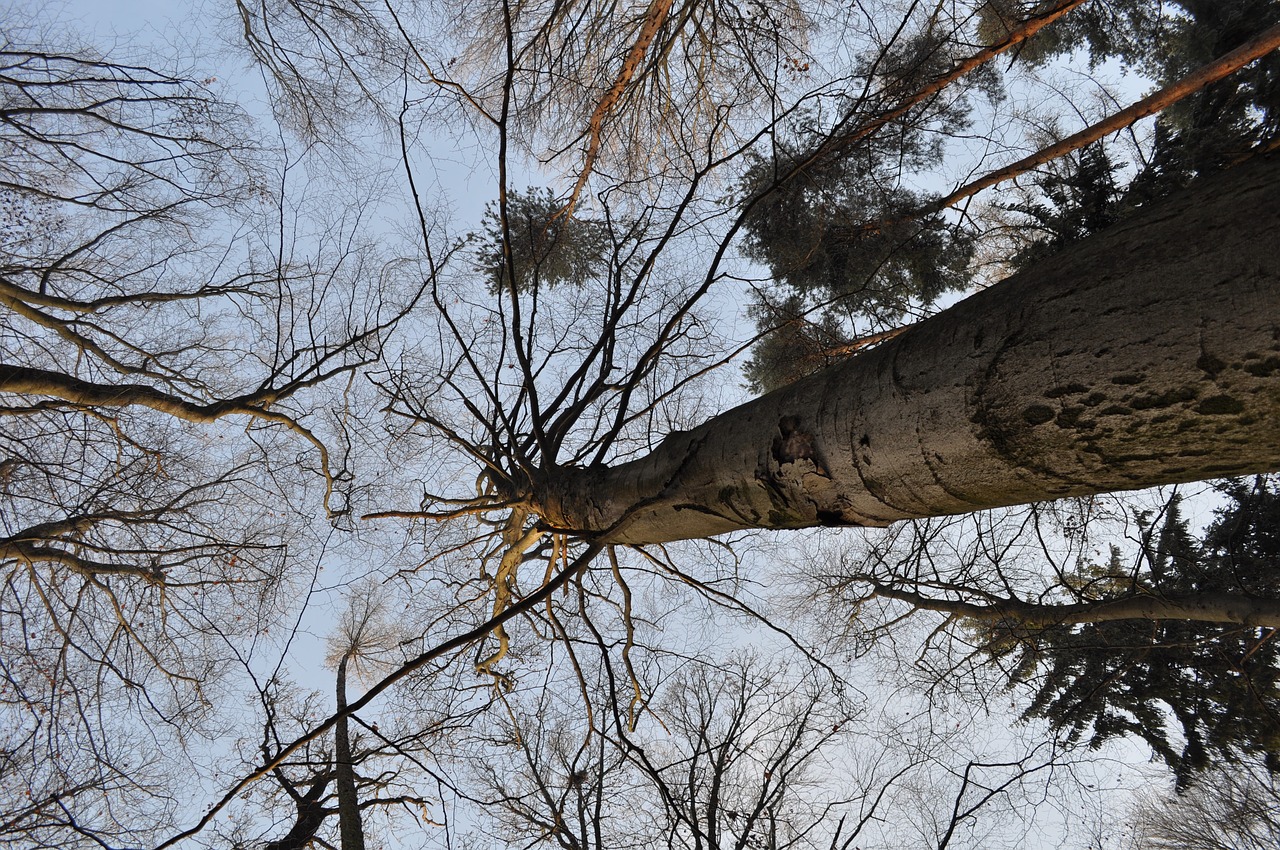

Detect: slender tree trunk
539,155,1280,545
335,655,366,850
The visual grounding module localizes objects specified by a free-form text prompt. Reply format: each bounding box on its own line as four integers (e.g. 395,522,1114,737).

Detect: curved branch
0,541,164,581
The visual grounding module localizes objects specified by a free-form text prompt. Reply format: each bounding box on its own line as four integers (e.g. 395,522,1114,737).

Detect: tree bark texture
334,656,366,850
540,155,1280,545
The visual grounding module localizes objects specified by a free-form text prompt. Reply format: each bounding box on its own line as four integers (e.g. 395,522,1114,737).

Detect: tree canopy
983,480,1280,787
1,0,1279,848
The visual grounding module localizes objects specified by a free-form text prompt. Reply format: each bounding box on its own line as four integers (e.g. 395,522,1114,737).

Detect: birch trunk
539,156,1280,545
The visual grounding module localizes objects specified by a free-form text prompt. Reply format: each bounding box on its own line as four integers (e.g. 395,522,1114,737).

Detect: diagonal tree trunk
539,155,1280,545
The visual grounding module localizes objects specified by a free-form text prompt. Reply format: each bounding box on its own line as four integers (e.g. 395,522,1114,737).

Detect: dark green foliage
739,131,976,391
1000,1,1280,274
1144,0,1280,175
1003,143,1125,269
473,187,611,292
975,0,1161,67
736,22,1007,392
1109,0,1280,216
741,150,975,318
986,479,1280,788
742,0,1278,392
741,295,855,392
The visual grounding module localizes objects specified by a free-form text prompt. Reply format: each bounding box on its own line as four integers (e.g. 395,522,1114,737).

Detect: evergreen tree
737,0,1278,390
739,118,978,391
986,479,1280,788
1001,0,1280,269
1138,0,1280,180
1002,143,1125,270
473,187,612,292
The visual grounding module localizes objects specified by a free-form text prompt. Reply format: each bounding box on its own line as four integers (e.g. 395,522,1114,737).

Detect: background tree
994,479,1280,787
472,187,613,292
1128,756,1280,850
3,0,1280,847
817,477,1280,791
737,50,990,390
325,584,404,850
998,142,1124,269
742,0,1280,390
0,16,422,847
990,0,1280,270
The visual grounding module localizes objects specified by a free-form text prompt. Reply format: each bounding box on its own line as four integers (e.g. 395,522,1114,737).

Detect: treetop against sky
2,0,1280,847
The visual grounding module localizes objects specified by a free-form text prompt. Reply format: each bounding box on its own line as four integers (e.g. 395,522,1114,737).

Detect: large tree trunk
539,155,1280,545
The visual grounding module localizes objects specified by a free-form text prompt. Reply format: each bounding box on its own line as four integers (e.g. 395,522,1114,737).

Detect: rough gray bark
539,155,1280,545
